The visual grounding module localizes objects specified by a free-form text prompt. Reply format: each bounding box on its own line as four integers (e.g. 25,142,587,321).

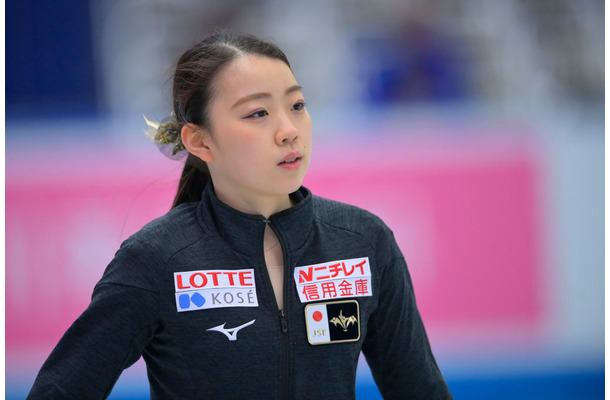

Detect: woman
28,32,452,399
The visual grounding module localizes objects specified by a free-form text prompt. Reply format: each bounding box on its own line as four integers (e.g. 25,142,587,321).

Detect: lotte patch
173,269,259,312
305,300,360,345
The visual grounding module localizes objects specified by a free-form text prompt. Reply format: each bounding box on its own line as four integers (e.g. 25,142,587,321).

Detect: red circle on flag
313,311,323,322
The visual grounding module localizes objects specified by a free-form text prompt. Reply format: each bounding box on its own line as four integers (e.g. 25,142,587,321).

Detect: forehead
211,54,297,102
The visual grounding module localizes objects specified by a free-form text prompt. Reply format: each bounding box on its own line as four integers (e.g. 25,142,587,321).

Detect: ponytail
143,116,210,208
172,153,211,208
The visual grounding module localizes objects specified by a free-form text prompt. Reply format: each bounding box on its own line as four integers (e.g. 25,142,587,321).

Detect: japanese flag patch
305,300,360,345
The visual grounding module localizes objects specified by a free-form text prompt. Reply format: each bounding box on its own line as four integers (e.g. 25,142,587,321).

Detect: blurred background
5,0,604,399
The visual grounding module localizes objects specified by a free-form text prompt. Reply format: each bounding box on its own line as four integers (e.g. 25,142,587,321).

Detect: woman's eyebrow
231,85,303,109
286,85,303,95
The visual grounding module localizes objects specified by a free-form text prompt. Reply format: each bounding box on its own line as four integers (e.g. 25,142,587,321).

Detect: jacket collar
197,184,313,257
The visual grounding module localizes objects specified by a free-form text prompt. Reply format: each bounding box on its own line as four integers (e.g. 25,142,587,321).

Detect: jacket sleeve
361,235,452,399
26,238,161,400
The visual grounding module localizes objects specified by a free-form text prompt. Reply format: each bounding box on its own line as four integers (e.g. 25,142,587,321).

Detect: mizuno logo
206,319,256,341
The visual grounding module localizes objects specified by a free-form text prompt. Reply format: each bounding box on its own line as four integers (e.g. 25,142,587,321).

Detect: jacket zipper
279,308,289,399
263,220,291,399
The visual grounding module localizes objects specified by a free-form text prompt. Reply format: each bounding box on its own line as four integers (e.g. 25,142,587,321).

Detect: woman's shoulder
311,195,389,234
119,202,203,260
311,195,403,265
97,203,203,289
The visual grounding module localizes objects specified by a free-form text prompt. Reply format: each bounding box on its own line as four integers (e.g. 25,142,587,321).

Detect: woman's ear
181,124,214,163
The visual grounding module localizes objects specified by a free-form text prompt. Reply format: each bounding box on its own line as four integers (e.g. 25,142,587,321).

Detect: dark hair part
171,32,291,208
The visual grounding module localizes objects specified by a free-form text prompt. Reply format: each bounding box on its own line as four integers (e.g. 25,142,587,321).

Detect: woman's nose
275,115,298,145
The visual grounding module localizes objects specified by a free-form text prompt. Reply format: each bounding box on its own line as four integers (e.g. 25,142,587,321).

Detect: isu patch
305,300,360,345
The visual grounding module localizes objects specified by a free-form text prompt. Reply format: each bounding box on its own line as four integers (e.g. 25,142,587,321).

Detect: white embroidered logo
206,319,256,341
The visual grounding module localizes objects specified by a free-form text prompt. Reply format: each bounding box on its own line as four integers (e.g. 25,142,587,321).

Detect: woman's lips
278,152,302,170
278,156,302,170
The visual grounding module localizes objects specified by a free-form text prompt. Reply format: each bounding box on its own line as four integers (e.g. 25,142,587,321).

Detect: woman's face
203,54,312,213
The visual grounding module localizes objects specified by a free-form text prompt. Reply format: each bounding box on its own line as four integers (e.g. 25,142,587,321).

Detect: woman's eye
291,101,306,111
246,110,268,119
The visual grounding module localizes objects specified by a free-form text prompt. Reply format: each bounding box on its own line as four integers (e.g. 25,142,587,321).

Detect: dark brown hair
170,32,291,208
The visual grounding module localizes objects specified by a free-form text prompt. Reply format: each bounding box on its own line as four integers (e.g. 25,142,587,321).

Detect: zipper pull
279,309,288,333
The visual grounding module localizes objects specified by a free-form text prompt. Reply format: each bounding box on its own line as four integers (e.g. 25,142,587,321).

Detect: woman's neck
214,186,293,219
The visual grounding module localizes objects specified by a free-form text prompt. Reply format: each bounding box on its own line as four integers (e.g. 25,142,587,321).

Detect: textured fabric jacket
28,185,452,399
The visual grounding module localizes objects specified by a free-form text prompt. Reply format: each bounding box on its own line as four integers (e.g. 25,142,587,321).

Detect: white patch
293,257,372,303
174,269,258,312
305,303,331,344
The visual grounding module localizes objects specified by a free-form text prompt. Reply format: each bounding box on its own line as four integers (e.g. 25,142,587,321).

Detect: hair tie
144,113,187,160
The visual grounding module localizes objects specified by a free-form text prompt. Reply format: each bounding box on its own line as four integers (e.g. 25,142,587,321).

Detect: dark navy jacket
28,185,452,399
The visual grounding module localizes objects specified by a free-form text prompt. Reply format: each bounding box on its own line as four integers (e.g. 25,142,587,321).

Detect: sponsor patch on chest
174,269,258,312
305,300,360,345
293,257,372,303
